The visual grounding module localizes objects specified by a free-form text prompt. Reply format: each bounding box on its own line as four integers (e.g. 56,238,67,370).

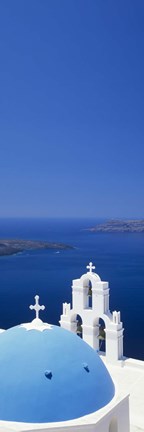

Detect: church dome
0,308,115,424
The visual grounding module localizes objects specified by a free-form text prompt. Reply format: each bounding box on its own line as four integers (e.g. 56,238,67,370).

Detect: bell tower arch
60,262,124,363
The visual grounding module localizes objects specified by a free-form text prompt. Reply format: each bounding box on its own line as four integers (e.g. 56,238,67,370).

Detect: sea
0,217,143,361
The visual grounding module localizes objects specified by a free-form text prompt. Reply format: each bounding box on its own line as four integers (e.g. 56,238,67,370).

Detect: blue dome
0,323,115,423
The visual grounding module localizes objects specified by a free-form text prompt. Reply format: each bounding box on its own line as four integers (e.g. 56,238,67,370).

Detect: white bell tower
60,262,124,363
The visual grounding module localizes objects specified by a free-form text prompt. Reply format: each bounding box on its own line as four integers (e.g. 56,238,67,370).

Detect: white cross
29,295,45,319
86,262,95,273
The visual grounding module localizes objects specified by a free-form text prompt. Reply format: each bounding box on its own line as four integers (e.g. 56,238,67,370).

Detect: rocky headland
0,239,73,256
87,219,144,233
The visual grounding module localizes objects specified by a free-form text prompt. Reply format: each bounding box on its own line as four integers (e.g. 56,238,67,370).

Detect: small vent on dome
45,370,52,380
83,363,89,372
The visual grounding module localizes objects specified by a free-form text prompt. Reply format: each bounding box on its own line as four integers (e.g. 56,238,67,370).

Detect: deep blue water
0,218,143,361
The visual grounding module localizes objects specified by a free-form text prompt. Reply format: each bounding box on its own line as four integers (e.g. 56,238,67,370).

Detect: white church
0,262,143,432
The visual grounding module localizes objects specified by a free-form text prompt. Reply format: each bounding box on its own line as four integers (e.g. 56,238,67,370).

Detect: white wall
18,395,129,432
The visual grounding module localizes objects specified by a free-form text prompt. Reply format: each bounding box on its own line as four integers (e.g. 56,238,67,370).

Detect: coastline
87,219,144,233
0,239,73,257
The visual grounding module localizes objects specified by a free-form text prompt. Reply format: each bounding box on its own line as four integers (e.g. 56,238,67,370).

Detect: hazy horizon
0,215,143,220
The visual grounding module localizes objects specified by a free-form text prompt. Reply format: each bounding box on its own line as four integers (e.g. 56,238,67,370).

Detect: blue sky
0,0,144,218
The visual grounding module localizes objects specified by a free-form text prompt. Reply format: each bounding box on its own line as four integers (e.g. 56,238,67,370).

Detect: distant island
87,219,144,233
0,239,73,257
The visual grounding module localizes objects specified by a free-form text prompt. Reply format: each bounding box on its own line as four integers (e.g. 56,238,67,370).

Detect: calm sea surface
0,218,143,360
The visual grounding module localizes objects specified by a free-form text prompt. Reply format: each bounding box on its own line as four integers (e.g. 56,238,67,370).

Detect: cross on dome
86,262,95,273
29,295,45,319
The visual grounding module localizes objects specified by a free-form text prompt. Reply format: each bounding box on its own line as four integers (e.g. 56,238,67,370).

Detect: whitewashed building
0,263,143,432
60,262,124,363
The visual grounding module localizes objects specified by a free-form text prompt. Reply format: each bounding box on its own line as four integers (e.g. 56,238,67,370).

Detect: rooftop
101,355,144,432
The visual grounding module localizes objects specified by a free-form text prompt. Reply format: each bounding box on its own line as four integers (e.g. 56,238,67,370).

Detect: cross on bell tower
29,295,45,319
86,262,95,273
